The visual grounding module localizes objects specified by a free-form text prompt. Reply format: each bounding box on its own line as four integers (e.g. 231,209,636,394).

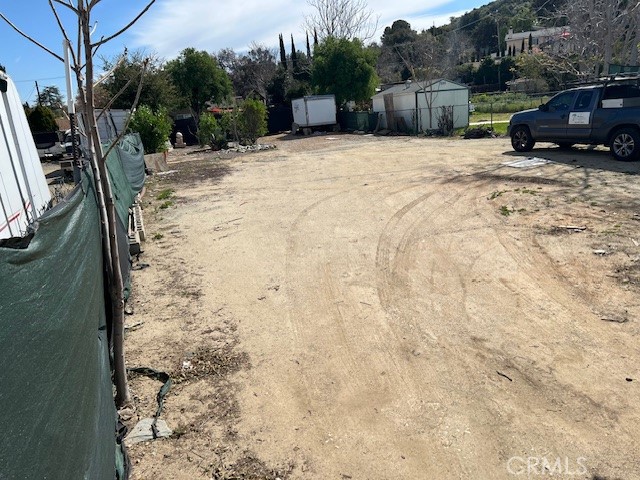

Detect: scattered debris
496,371,513,382
626,378,634,382
593,249,609,256
125,321,145,331
463,127,496,139
503,157,552,168
600,316,629,323
222,144,276,154
156,170,178,176
126,367,173,444
558,225,587,231
126,418,172,445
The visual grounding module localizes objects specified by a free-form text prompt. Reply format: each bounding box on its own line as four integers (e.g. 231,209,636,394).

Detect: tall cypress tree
521,38,525,54
279,34,287,68
314,28,318,46
528,33,533,52
306,32,312,57
291,35,298,69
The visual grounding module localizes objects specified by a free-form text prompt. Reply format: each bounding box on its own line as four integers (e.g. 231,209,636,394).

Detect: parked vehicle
0,72,52,239
508,76,640,161
291,95,337,134
33,131,66,160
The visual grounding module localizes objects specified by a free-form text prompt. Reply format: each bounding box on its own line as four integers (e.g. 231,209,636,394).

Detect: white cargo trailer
291,95,337,134
0,72,52,239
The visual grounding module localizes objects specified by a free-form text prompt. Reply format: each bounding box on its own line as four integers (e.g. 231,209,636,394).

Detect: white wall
1,75,51,239
417,83,469,131
372,91,417,131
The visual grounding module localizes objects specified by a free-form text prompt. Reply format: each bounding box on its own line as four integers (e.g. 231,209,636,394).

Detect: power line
13,75,66,83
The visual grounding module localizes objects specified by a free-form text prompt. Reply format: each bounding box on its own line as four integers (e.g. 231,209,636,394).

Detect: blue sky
0,0,486,104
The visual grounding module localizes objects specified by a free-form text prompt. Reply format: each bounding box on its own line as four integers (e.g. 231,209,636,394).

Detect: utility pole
35,81,41,105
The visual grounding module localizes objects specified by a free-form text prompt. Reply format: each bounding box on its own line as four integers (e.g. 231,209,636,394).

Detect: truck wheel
511,126,535,152
610,128,640,161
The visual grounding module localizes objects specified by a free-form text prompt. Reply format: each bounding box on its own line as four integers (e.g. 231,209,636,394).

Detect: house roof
506,26,569,41
372,79,468,99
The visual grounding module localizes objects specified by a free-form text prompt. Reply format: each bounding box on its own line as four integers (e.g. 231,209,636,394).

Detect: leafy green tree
378,20,419,82
474,57,498,86
129,105,172,154
101,52,179,112
27,105,58,132
166,48,232,121
381,19,417,47
37,86,64,115
312,37,378,106
217,45,278,102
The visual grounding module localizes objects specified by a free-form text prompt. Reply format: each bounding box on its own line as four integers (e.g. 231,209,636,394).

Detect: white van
0,72,52,239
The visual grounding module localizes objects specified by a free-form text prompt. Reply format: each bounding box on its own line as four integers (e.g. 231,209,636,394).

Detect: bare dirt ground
124,133,640,480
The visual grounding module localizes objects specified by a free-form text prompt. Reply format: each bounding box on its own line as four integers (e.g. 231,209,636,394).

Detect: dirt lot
125,133,640,479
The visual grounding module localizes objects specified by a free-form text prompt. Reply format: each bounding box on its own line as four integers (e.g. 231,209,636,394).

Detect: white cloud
131,0,475,58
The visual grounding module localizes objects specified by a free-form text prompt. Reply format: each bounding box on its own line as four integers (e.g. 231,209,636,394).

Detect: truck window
603,84,640,99
547,91,575,111
575,91,593,110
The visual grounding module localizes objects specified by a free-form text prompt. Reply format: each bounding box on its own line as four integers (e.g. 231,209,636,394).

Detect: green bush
129,105,172,154
27,105,58,132
211,102,268,147
198,113,227,149
239,99,267,145
218,110,239,144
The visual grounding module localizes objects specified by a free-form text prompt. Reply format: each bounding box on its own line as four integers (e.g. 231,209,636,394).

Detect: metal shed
372,79,470,133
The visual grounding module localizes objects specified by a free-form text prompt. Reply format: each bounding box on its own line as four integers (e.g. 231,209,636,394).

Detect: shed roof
372,79,468,99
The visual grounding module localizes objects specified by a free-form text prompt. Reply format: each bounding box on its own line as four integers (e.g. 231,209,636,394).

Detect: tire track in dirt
283,183,462,477
371,172,638,476
372,180,511,477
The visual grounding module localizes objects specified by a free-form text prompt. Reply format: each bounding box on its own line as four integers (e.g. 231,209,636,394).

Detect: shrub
198,113,217,148
129,105,172,154
27,105,58,132
239,99,267,145
219,110,239,144
198,113,228,150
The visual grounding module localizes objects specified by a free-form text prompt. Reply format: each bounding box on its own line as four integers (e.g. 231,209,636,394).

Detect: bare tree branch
101,59,148,168
304,0,379,42
0,13,64,62
91,0,156,48
94,49,127,87
52,0,78,14
48,0,79,67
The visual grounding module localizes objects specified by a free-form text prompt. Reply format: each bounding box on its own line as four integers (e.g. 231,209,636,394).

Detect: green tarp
0,134,147,477
0,171,116,479
116,133,145,195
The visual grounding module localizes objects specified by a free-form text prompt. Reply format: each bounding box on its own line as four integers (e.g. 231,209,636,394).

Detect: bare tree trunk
79,1,130,407
630,6,640,66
